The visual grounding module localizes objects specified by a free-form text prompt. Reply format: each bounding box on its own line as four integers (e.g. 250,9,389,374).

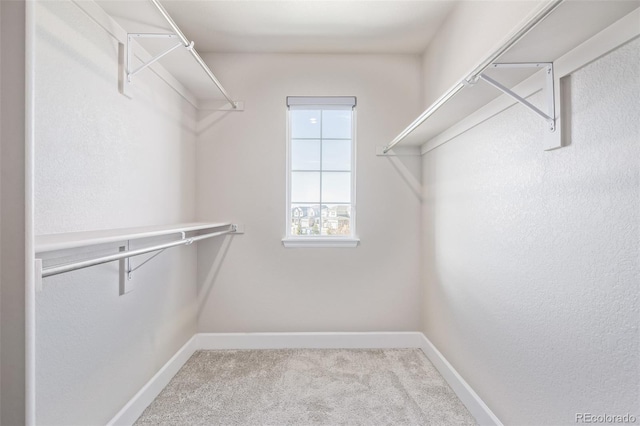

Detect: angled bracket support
479,62,556,132
118,232,178,295
126,33,186,83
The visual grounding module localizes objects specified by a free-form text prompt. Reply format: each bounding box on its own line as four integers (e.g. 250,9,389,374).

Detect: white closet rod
41,227,233,278
383,0,564,154
149,0,237,109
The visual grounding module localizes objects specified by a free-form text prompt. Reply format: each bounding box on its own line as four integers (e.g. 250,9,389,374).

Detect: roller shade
287,96,356,110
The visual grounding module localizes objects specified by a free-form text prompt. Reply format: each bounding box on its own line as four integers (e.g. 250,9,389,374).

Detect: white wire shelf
382,0,639,153
35,222,232,253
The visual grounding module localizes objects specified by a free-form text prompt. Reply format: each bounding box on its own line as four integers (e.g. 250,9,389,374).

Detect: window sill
282,237,360,248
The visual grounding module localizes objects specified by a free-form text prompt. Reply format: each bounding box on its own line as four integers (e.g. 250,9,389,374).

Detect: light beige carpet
134,349,477,426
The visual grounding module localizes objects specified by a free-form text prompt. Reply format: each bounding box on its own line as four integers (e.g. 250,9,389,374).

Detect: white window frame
282,96,359,248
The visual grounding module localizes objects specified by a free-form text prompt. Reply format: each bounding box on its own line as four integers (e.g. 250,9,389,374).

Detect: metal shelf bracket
126,33,183,83
119,230,185,294
479,62,556,132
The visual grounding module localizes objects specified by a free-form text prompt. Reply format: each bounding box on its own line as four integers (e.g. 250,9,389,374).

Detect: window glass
291,172,320,203
291,110,321,139
322,204,351,236
290,203,323,236
322,139,351,171
291,139,321,170
322,110,352,139
321,172,351,203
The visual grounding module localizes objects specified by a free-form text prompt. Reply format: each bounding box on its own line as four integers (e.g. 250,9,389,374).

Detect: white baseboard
418,334,503,426
197,331,425,350
107,335,198,426
108,332,499,426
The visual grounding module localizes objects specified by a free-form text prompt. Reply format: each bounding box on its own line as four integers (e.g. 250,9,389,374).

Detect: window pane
322,139,351,171
291,203,322,236
291,110,321,139
322,110,352,139
291,172,320,203
322,172,351,203
291,139,320,170
321,204,351,236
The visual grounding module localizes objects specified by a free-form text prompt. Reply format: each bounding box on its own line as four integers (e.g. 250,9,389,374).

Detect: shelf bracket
119,245,132,295
126,33,184,84
479,62,556,132
119,236,171,294
122,33,242,112
127,249,167,277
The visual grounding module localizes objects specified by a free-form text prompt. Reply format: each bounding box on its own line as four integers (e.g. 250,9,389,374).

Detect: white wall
421,1,542,107
421,38,639,425
1,1,26,424
34,1,198,424
196,53,423,332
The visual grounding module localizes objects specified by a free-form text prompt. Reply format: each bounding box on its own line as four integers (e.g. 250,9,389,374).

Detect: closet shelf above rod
39,226,233,278
123,0,238,109
35,222,233,253
381,1,640,155
35,222,242,292
381,0,564,155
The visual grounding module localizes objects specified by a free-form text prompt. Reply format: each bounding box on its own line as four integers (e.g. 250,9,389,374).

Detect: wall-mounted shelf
35,222,241,293
72,0,243,111
381,1,639,155
35,222,232,253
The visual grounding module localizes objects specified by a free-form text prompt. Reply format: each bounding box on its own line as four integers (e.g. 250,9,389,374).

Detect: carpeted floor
134,349,477,425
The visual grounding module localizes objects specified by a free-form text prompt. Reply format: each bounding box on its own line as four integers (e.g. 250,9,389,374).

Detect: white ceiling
96,0,458,54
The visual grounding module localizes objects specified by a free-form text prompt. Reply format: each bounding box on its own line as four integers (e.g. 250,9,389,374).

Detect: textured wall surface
34,2,196,234
421,39,639,424
0,1,26,424
196,53,423,332
34,1,198,424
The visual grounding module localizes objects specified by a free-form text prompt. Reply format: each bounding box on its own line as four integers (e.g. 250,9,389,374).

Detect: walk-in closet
1,0,638,424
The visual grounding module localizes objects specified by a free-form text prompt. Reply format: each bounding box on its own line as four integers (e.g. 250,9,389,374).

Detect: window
284,96,358,248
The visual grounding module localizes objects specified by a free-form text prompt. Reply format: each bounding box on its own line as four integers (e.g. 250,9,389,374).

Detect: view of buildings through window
291,204,351,236
288,98,355,237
